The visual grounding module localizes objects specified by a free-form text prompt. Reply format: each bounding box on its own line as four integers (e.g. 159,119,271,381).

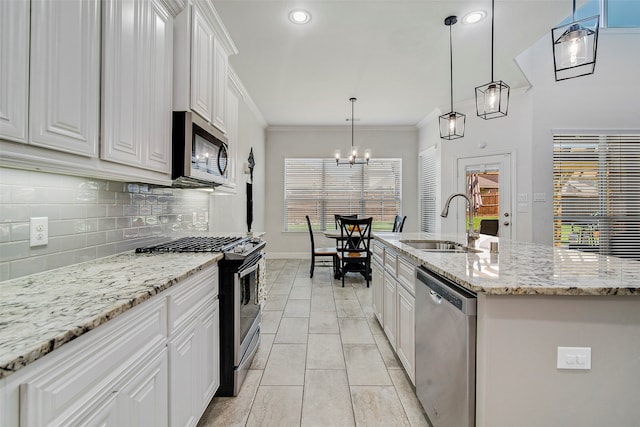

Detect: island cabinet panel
396,283,415,383
383,270,397,348
374,238,417,385
29,0,100,157
0,0,29,143
16,296,168,427
371,257,384,324
101,0,173,173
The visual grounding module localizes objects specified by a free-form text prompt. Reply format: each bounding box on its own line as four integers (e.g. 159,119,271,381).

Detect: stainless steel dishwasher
415,267,477,427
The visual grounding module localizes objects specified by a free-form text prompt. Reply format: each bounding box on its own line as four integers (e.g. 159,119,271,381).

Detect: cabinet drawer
398,256,417,294
167,264,218,335
18,297,167,427
384,248,397,275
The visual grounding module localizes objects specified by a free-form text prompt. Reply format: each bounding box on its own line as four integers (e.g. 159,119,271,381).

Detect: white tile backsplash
0,168,209,280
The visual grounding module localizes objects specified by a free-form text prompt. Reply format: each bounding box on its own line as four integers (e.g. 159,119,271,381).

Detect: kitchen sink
399,240,481,253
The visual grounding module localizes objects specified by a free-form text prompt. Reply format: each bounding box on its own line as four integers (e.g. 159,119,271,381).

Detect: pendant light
475,0,510,119
335,98,371,166
551,0,599,81
439,16,465,140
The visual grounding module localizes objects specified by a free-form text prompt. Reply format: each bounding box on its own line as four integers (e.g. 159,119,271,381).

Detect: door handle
503,221,510,226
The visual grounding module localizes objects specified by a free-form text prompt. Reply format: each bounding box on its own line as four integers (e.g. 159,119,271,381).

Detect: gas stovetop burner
135,236,245,253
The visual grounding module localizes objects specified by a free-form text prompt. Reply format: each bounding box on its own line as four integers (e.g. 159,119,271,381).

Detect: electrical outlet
557,346,591,370
30,217,48,247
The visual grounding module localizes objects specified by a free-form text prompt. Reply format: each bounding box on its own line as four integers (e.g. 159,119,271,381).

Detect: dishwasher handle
417,267,477,316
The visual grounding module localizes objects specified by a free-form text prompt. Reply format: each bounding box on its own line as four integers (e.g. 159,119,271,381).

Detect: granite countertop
374,232,640,296
0,251,223,379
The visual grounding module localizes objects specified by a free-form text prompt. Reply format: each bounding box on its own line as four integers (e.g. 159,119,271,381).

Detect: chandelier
335,97,371,166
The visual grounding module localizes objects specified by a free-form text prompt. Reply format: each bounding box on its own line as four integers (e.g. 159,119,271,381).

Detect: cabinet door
200,300,220,411
169,320,201,427
0,0,29,143
102,0,173,173
372,261,384,325
396,285,416,384
383,272,397,349
29,0,100,157
190,4,215,123
117,349,168,427
212,38,228,133
144,0,173,173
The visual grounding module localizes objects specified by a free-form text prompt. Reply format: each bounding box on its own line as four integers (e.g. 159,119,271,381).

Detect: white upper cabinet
29,0,101,157
174,0,237,133
0,0,29,143
190,4,215,123
101,0,174,173
212,38,229,133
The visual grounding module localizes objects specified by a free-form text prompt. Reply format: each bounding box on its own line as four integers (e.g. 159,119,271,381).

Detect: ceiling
213,0,574,127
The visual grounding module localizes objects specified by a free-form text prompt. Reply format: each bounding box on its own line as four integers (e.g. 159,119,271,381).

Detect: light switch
30,217,49,247
517,202,528,213
557,346,591,370
533,192,546,202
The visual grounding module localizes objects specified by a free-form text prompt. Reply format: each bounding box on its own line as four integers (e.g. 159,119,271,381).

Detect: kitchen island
373,232,640,427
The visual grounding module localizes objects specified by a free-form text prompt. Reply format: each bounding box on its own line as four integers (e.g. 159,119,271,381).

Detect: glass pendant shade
439,111,465,140
552,14,599,81
440,16,465,140
475,80,510,119
475,0,510,119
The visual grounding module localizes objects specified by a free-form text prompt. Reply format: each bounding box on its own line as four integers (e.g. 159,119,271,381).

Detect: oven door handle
238,255,262,279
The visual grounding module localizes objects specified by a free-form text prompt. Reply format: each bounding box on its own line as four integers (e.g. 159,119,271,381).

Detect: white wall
523,29,640,245
209,91,266,234
264,126,418,257
418,29,640,245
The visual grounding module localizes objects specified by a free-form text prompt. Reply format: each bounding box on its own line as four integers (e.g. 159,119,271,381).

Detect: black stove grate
135,236,245,253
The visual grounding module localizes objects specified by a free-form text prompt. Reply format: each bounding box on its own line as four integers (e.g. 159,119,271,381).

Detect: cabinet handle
429,290,442,304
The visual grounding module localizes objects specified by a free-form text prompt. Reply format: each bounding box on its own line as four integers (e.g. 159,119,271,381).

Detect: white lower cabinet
167,264,220,427
3,264,220,427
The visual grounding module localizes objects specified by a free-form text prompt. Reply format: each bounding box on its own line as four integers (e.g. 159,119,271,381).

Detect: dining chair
334,214,357,230
479,219,499,236
337,217,373,287
305,215,338,278
392,215,406,232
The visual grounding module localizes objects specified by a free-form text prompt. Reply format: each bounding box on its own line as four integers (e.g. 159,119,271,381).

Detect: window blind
553,134,640,260
284,158,402,232
419,148,439,232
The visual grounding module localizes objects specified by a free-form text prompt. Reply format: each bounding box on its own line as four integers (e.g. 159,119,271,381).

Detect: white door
457,154,512,239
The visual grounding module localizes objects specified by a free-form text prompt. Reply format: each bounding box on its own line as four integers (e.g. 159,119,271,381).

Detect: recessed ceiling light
462,10,486,25
289,9,311,25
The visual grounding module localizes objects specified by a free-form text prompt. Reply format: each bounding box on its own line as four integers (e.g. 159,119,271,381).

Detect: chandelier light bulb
485,84,498,112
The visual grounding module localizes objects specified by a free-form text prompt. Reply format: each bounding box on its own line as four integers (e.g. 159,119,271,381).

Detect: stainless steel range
136,235,266,397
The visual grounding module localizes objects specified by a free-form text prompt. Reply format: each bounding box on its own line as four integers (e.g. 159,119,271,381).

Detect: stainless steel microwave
172,111,228,187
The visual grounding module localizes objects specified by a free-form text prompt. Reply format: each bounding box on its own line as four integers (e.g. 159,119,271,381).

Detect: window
553,134,640,260
558,0,640,28
284,158,402,232
419,148,439,232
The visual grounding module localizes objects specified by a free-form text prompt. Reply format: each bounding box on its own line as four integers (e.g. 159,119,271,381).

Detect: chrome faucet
441,193,479,246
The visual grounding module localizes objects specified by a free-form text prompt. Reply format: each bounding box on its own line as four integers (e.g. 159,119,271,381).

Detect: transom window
284,158,402,232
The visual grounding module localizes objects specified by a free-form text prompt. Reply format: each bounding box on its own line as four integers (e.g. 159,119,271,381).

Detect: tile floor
197,259,430,427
